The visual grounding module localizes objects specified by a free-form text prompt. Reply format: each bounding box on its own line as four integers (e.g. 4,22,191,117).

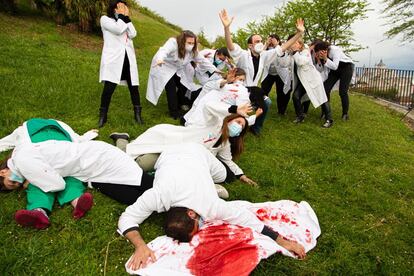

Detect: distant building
375,59,387,69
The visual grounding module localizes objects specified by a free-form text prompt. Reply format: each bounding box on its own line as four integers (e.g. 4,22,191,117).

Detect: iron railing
353,67,414,108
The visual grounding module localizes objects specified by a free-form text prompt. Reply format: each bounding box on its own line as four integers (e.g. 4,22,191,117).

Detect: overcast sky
138,0,414,70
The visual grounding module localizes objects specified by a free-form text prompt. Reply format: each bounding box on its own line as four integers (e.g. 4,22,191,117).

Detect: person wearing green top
0,118,93,229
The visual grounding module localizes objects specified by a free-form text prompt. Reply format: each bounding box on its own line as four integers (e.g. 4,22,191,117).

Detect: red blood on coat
187,224,259,276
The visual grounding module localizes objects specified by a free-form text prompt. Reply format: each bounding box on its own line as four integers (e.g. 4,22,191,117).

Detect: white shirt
229,43,283,86
118,143,265,235
9,140,143,193
325,45,353,71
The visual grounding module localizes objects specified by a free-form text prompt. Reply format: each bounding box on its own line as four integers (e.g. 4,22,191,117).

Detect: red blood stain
305,229,312,244
187,224,259,276
229,89,239,92
290,221,299,226
256,208,270,221
280,214,290,223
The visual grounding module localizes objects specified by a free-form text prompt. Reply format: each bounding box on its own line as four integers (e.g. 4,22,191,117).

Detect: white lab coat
8,140,143,193
99,15,139,86
184,82,251,127
229,44,283,86
292,48,328,108
126,102,245,176
197,49,232,85
118,143,265,235
325,45,353,71
274,54,293,94
146,38,217,105
0,120,98,153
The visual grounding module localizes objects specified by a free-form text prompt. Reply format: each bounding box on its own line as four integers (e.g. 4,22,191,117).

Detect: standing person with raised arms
98,0,143,127
219,9,305,135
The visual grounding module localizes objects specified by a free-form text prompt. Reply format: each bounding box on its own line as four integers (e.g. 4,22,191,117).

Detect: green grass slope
0,10,413,275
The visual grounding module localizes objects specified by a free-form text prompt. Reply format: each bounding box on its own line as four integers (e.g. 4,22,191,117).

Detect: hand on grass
239,175,258,187
276,236,306,259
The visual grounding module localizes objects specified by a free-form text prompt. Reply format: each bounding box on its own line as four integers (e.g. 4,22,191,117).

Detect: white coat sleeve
203,101,231,123
0,127,20,152
126,22,137,39
155,38,177,61
229,43,244,64
100,16,128,35
118,188,163,235
293,50,312,67
216,143,244,176
13,145,66,193
209,198,265,233
324,48,341,71
194,53,217,74
204,149,227,183
263,46,283,66
56,120,98,143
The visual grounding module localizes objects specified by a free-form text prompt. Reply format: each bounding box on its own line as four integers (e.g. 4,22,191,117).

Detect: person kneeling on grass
118,143,305,271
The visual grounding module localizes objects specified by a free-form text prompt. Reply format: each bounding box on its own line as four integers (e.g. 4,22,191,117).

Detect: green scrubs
25,119,86,211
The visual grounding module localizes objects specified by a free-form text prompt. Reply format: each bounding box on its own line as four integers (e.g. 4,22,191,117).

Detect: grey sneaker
215,184,229,199
109,132,130,142
342,114,349,121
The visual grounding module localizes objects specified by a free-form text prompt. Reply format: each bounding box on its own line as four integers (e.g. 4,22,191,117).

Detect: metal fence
353,67,414,108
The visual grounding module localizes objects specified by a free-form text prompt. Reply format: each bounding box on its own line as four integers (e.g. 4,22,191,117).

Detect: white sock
33,208,49,218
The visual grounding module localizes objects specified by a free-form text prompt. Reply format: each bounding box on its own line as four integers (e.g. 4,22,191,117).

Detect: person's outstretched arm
280,18,305,52
219,9,235,52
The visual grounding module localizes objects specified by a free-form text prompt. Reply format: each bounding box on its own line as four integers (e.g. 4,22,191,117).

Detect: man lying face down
118,143,306,271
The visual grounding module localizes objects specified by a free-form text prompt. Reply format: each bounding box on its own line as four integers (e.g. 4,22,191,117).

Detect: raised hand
219,9,234,28
296,18,305,33
116,2,126,15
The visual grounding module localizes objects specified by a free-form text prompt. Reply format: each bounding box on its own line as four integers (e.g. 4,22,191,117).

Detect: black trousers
91,172,154,205
100,52,141,110
292,80,332,121
323,62,354,115
261,74,291,115
164,74,188,117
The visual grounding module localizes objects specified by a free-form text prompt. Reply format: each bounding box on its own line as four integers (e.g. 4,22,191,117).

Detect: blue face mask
114,13,119,20
213,59,224,67
228,122,243,137
198,217,204,229
9,171,24,183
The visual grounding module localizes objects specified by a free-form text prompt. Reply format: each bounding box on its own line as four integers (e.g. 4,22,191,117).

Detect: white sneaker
215,184,229,199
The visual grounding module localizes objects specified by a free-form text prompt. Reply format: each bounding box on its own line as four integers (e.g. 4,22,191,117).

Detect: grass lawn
0,9,413,276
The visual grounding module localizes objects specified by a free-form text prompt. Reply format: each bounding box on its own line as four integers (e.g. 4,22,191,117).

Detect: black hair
216,47,231,58
107,0,127,19
247,34,261,44
0,156,10,192
310,39,324,47
164,207,195,242
269,34,281,45
314,41,330,53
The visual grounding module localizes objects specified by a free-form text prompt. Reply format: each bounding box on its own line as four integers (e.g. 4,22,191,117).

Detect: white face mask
234,80,245,86
254,42,264,54
185,44,194,52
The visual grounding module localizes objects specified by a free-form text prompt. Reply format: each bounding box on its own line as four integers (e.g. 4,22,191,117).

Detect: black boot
133,105,143,124
98,107,108,128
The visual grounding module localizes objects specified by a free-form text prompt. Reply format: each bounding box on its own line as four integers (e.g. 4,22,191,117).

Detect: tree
197,30,212,49
383,0,414,43
230,0,369,52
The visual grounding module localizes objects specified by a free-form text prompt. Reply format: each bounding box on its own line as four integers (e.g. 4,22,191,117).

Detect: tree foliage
230,0,369,52
382,0,414,43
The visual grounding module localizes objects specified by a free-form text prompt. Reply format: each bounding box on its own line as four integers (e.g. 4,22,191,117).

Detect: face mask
9,171,24,183
198,217,204,229
254,42,264,54
234,80,245,86
185,44,194,52
213,58,224,67
228,122,243,137
114,13,119,20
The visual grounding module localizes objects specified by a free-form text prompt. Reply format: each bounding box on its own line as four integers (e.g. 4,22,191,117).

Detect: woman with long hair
98,0,143,127
146,30,217,119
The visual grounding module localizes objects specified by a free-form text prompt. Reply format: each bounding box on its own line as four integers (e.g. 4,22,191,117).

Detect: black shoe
293,117,305,124
98,107,108,128
133,105,143,124
342,114,349,121
322,120,333,128
109,132,130,142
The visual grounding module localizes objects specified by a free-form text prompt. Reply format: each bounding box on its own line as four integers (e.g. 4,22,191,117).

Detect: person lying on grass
0,138,159,229
118,143,305,271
